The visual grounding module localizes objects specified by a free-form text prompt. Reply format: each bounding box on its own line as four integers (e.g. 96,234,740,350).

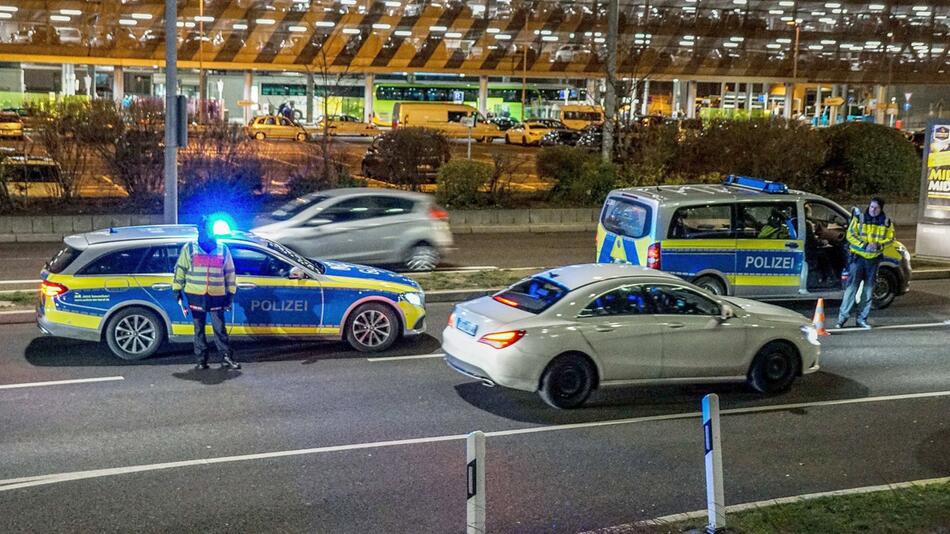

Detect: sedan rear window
46,245,81,274
494,277,568,314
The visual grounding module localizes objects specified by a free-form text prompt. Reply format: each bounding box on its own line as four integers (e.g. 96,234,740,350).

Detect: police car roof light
723,175,788,194
211,219,232,236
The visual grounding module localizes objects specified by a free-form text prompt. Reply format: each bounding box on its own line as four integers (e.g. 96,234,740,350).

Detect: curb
911,269,950,280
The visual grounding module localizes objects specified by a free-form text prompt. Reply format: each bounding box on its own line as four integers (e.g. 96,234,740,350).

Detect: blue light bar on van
723,175,788,194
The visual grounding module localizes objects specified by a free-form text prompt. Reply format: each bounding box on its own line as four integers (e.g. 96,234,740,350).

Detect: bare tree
26,99,98,201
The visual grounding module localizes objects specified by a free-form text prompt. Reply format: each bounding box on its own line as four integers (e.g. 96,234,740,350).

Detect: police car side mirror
288,267,308,280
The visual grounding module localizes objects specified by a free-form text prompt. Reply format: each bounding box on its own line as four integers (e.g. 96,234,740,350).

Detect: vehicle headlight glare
402,292,423,306
802,325,820,345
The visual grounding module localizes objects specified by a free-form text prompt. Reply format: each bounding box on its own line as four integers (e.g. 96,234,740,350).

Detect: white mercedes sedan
443,264,821,409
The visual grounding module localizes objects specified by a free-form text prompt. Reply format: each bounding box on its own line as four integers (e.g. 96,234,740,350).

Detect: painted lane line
366,353,445,362
2,389,950,493
621,476,950,530
0,280,41,285
0,310,33,316
831,320,950,333
0,376,124,390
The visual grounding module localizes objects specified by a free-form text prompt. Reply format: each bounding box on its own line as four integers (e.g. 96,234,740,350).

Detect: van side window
447,111,468,123
601,197,651,239
668,205,732,239
737,203,798,240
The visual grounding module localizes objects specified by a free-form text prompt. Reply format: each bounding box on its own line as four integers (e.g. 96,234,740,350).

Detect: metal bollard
703,394,726,534
467,430,486,534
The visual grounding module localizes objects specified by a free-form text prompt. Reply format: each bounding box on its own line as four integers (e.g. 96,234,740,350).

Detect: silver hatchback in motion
253,189,454,271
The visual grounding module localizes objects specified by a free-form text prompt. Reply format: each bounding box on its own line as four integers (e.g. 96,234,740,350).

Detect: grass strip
0,291,37,308
634,481,950,534
408,268,538,292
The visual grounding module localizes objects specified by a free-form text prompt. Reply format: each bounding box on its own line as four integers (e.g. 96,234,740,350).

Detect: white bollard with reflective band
703,394,726,534
467,430,486,534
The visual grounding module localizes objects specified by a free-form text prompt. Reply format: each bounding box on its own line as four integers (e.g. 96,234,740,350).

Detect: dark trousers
192,308,231,364
837,256,880,323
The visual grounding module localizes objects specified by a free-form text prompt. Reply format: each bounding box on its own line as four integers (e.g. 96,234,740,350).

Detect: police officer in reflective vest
172,219,241,370
836,197,894,329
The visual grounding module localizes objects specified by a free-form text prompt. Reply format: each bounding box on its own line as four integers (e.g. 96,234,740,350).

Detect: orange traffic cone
812,298,830,336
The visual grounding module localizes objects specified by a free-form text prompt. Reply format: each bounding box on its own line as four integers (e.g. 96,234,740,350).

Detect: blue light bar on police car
723,175,788,194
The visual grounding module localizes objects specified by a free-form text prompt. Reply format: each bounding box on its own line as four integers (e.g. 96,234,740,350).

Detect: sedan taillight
478,330,526,349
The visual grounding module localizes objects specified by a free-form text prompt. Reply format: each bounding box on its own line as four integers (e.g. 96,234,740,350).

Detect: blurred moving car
315,115,378,137
443,263,821,408
505,119,570,146
360,136,449,183
0,112,25,139
253,189,453,271
245,115,309,141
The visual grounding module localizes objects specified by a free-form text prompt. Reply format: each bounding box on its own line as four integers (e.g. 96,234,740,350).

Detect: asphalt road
1,279,949,533
0,226,920,285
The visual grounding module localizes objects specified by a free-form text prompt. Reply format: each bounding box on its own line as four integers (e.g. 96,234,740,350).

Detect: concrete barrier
0,204,920,242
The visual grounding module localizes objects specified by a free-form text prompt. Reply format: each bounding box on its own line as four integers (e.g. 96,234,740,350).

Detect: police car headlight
401,292,424,307
801,325,820,345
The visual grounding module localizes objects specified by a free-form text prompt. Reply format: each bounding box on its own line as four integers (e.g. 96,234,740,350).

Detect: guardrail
0,205,921,242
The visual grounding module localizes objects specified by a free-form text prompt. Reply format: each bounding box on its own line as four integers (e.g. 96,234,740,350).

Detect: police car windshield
262,239,325,274
271,194,330,221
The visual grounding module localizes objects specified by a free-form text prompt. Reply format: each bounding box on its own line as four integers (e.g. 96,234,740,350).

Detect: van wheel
539,354,595,409
694,275,726,296
295,132,308,142
105,307,165,361
505,134,512,145
872,268,897,310
405,243,439,272
748,342,799,394
346,303,399,352
254,132,266,140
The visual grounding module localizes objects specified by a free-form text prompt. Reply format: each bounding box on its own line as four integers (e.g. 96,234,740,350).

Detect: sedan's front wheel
539,354,595,409
748,342,799,394
345,303,399,352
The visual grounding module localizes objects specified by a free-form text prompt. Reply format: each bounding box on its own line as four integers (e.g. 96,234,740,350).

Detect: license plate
456,317,478,337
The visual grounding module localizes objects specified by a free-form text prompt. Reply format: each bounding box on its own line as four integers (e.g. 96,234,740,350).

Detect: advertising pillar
915,120,950,259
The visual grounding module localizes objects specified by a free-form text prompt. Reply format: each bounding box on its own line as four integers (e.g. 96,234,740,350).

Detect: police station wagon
37,225,427,360
596,176,912,309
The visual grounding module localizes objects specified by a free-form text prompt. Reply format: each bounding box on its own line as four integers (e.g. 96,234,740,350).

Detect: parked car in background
245,115,309,141
0,112,25,139
539,127,582,146
559,104,605,130
489,116,520,131
55,27,82,45
315,115,378,136
361,135,449,184
551,44,591,63
505,119,570,146
253,189,453,271
0,155,62,198
392,103,502,142
576,123,602,149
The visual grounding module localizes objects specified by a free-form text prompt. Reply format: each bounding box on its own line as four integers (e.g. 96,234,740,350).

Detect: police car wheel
694,276,726,296
748,342,799,394
405,243,439,272
105,307,165,361
539,353,595,409
346,303,399,353
871,268,897,310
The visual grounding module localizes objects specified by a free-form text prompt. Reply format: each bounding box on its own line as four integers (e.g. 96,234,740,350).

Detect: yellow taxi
245,115,309,141
505,119,567,146
0,112,25,139
315,115,378,137
0,155,62,198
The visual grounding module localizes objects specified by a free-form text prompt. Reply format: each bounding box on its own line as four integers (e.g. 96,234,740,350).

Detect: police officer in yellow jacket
172,218,241,370
836,197,895,329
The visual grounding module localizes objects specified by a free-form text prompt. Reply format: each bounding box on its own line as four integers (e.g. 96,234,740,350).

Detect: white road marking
2,389,949,492
367,353,445,362
0,289,35,294
830,320,950,333
0,280,41,285
0,376,124,390
0,310,33,316
620,476,950,530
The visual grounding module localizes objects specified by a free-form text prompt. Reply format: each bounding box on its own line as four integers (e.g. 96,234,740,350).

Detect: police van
595,176,912,309
37,225,427,360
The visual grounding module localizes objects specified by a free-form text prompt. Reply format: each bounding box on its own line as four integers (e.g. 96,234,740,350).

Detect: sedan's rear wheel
346,303,399,352
539,354,595,409
105,307,165,361
748,342,799,394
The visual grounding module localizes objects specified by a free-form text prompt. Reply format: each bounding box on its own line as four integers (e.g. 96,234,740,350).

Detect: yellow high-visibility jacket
172,242,236,310
847,211,894,260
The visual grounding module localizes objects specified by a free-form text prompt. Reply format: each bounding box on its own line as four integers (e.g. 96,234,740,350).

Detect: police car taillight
646,243,661,270
40,280,68,297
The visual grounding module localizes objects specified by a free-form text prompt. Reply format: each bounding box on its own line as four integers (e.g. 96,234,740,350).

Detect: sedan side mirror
717,304,735,322
288,266,308,280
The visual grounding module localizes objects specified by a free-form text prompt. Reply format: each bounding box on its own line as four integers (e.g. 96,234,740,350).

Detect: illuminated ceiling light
119,18,137,26
50,15,71,22
683,35,695,40
340,0,357,4
821,39,837,45
683,6,696,12
540,29,552,35
819,18,835,24
594,37,605,43
0,5,18,12
733,0,747,4
341,27,360,34
912,5,928,11
429,25,447,32
825,2,840,7
780,16,793,21
595,32,602,37
808,44,823,50
494,34,511,40
372,23,391,29
678,40,694,46
233,22,248,29
195,15,214,22
131,13,153,20
865,40,881,46
769,9,784,14
778,1,794,6
394,30,412,36
256,18,276,24
723,42,739,48
868,4,884,10
288,25,307,32
767,43,782,49
730,36,744,42
60,9,82,15
541,35,558,41
176,21,185,27
915,12,931,17
315,21,335,27
384,0,401,5
811,11,825,16
776,38,792,44
445,32,462,38
487,27,500,34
